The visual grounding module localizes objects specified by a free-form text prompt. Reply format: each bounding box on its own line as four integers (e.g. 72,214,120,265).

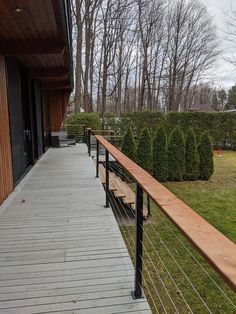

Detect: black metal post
77,125,80,142
147,195,151,216
88,129,91,156
105,149,109,207
111,130,115,146
96,140,99,178
85,129,87,146
132,183,143,299
83,125,86,143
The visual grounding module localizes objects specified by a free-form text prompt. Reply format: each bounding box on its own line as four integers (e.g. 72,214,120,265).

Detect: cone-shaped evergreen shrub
137,128,152,173
121,128,136,162
168,126,185,181
153,126,168,182
185,128,200,181
198,131,214,180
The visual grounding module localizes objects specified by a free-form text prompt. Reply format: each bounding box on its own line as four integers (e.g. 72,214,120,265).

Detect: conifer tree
185,128,200,181
198,131,214,180
137,128,152,173
168,126,185,181
153,126,168,182
121,128,136,162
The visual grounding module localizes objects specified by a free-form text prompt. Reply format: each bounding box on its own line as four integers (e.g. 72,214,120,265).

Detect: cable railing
85,128,121,156
62,124,122,149
62,124,87,143
88,134,236,314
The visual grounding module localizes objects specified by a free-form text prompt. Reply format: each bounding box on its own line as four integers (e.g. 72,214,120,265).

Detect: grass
164,151,236,243
120,151,236,314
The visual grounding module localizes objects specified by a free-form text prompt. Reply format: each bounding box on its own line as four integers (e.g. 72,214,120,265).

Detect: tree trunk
74,0,83,113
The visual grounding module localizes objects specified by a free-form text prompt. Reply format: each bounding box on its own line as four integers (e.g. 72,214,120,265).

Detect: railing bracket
131,290,144,300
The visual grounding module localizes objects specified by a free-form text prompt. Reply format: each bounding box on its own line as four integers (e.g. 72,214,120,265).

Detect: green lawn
121,151,236,314
165,151,236,243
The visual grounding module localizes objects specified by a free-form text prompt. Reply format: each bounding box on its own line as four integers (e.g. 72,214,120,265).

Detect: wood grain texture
0,1,57,40
0,56,13,204
0,40,65,55
0,144,151,313
0,1,71,88
47,90,70,131
96,135,236,292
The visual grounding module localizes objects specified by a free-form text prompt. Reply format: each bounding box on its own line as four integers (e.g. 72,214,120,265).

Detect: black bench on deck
51,131,76,148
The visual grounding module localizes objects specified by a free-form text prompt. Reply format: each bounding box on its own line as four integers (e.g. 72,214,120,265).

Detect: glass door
20,68,33,169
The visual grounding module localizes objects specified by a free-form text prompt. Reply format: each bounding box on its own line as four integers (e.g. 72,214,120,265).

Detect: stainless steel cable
144,219,213,313
97,146,235,314
155,206,236,309
108,160,223,312
109,191,166,314
111,160,235,309
109,191,182,314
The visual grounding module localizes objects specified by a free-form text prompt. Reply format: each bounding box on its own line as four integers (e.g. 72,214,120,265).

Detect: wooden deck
98,164,148,218
0,144,151,314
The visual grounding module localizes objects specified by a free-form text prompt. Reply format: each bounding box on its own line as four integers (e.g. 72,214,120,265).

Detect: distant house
224,109,236,112
189,103,216,112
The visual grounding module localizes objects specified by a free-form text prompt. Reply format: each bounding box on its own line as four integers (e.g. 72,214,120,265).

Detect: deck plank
0,144,151,314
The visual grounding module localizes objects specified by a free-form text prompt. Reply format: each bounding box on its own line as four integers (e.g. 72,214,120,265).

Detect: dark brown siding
0,56,13,204
47,90,69,131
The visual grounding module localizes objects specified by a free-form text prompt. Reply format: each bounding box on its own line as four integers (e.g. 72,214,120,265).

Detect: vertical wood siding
0,56,13,204
46,90,69,131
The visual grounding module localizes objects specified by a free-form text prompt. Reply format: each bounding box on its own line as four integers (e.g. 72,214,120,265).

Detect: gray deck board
0,144,151,314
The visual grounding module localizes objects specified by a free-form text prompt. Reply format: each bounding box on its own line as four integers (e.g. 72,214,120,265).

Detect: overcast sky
200,0,236,89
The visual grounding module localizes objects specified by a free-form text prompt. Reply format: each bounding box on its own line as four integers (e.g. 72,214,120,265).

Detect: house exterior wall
0,56,13,204
0,58,71,205
0,0,73,205
47,90,70,132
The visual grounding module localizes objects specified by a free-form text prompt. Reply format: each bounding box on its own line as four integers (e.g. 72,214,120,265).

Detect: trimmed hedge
66,113,101,142
121,111,236,150
153,126,168,182
168,126,185,181
198,131,214,180
137,128,152,173
185,128,200,181
165,112,236,150
121,111,164,137
121,128,136,162
66,112,101,129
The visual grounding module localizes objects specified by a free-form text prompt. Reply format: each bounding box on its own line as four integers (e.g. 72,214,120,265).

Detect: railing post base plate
131,290,144,300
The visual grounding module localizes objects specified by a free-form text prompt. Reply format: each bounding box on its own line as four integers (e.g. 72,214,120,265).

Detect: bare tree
225,9,236,67
165,0,218,111
73,0,84,113
83,0,102,112
72,0,218,114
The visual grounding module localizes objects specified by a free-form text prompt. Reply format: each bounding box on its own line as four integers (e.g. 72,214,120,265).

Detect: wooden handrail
92,129,114,134
63,124,86,127
96,135,236,292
